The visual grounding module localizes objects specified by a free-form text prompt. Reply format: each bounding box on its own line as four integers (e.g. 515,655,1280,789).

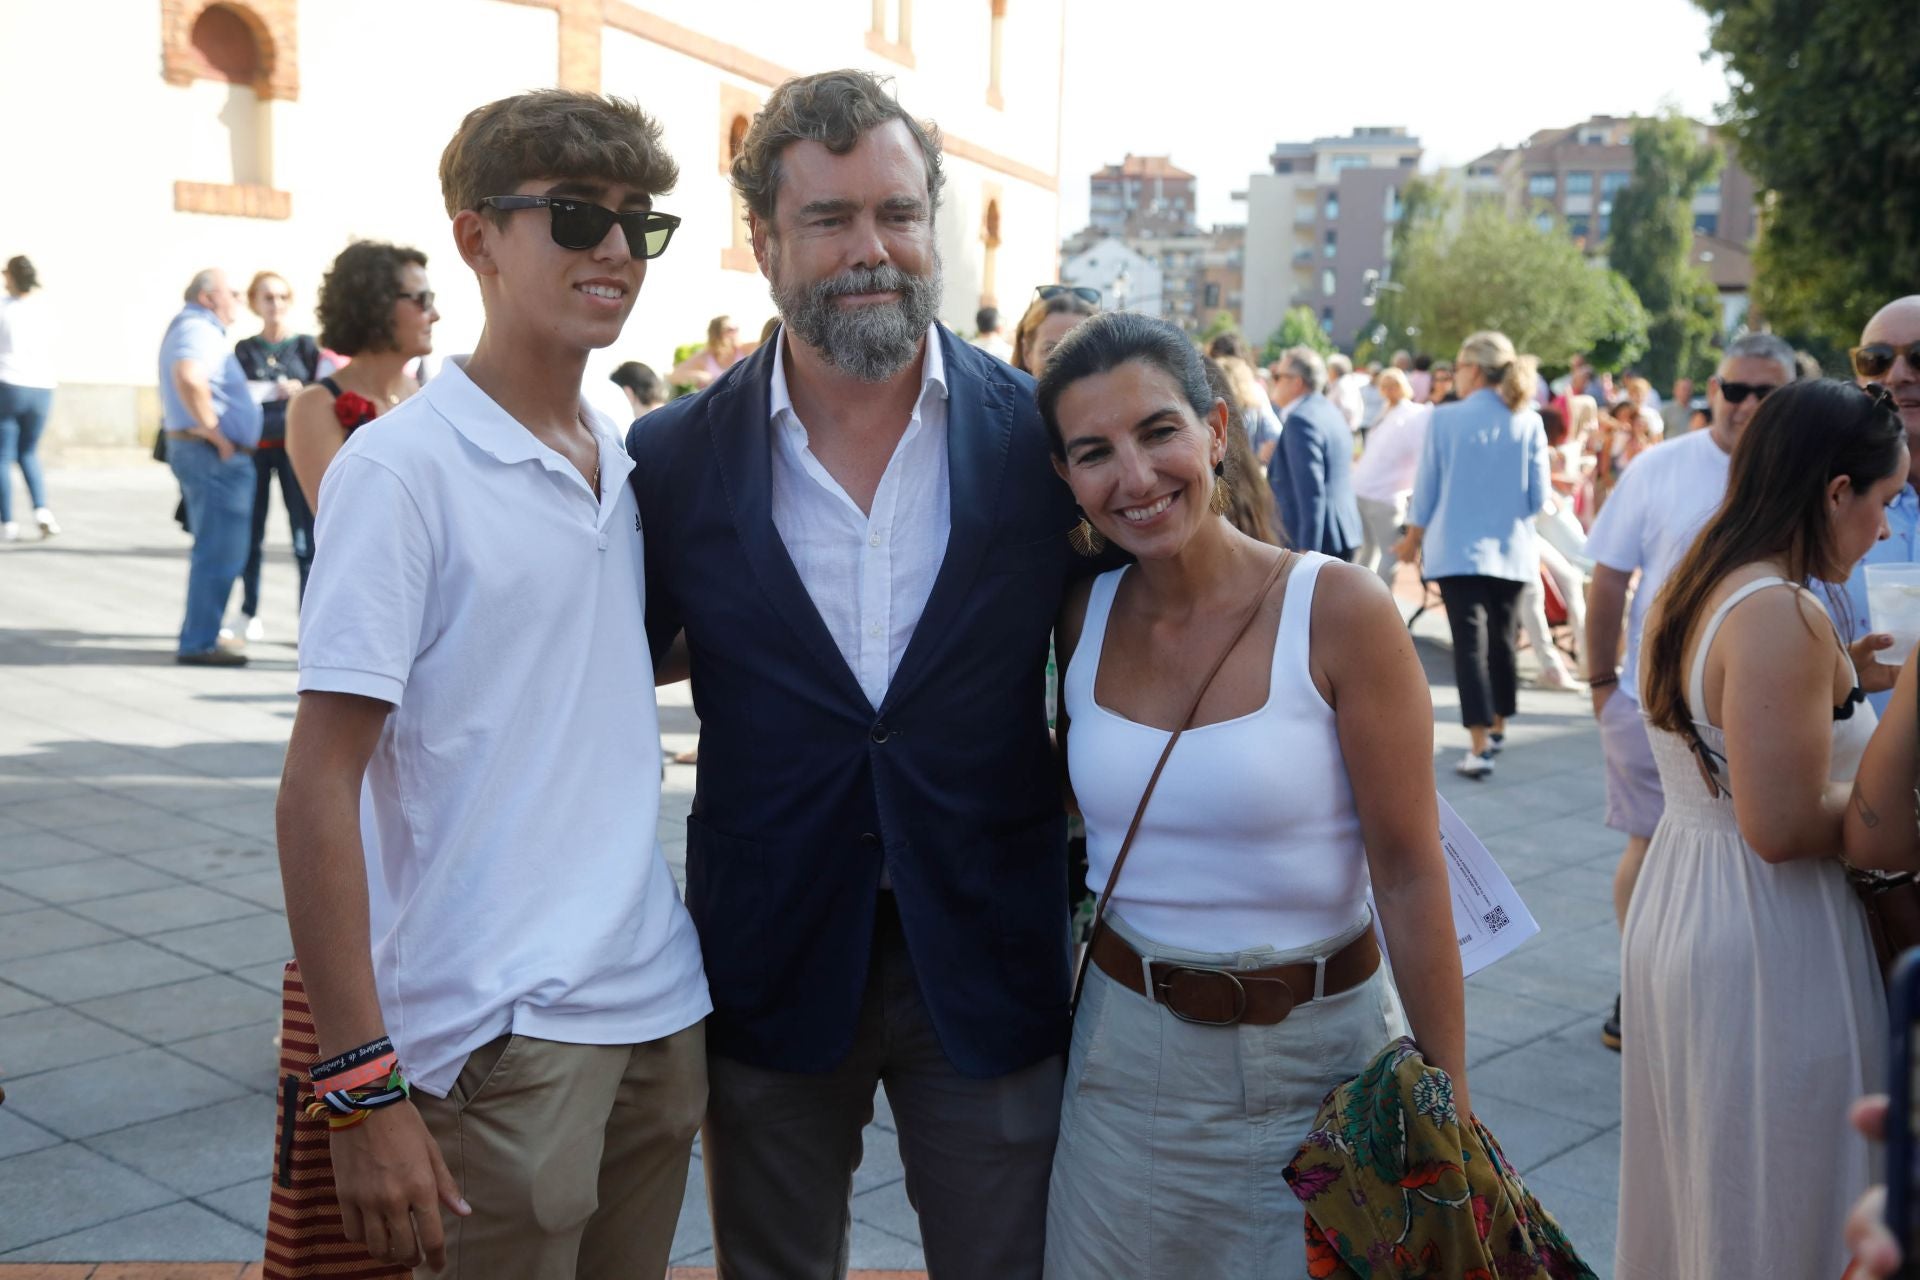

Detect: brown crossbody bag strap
1069,551,1296,1013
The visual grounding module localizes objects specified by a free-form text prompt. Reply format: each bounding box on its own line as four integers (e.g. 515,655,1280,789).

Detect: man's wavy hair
316,241,426,356
731,70,944,223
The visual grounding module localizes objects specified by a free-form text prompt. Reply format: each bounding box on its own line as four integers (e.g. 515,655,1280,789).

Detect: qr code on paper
1482,905,1510,934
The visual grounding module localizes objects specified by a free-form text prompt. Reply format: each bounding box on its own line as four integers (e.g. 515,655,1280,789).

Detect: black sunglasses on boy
480,196,680,259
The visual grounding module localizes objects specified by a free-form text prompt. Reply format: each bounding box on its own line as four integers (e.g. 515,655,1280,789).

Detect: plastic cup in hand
1865,563,1920,665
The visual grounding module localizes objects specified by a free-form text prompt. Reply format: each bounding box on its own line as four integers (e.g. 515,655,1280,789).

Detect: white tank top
1064,553,1371,952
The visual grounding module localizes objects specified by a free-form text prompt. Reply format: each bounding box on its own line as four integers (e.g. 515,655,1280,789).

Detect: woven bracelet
309,1035,394,1082
310,1051,399,1093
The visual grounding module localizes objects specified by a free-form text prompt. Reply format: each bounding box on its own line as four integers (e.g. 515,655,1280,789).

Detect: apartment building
1237,126,1422,352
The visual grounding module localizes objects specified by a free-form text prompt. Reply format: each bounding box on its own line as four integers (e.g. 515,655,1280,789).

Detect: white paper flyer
1372,794,1540,977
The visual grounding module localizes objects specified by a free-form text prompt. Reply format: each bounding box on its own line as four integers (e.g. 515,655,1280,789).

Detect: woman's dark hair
1011,291,1099,377
1201,357,1280,545
1643,379,1907,736
1540,406,1569,448
316,241,428,355
1207,332,1248,361
1035,311,1215,459
5,256,38,292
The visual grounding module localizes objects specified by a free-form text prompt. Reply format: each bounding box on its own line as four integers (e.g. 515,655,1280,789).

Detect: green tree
1262,306,1334,365
1368,175,1452,355
1694,0,1920,352
1393,202,1649,368
1607,113,1724,387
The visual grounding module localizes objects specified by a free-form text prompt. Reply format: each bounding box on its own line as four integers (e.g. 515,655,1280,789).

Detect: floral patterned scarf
1284,1037,1597,1279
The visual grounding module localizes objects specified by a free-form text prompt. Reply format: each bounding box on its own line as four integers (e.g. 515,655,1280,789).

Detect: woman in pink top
669,314,744,390
1350,367,1431,588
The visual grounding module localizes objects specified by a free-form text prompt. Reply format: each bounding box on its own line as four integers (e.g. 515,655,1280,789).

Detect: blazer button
870,723,890,744
861,832,881,848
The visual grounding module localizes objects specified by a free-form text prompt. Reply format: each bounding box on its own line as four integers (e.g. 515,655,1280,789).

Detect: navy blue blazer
627,328,1083,1078
1269,391,1364,556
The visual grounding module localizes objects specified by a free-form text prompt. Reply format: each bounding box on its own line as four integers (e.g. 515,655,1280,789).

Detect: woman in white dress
1035,312,1468,1278
1618,378,1911,1279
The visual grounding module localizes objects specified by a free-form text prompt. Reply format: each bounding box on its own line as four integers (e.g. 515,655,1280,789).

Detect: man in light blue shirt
1840,295,1920,714
159,268,262,665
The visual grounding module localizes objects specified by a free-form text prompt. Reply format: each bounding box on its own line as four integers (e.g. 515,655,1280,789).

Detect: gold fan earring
1209,458,1232,515
1068,510,1106,557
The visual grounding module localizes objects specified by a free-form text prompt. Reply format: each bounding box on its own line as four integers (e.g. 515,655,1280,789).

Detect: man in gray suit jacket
1267,345,1364,558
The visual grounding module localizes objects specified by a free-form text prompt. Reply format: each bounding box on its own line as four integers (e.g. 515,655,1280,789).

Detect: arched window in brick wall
988,0,1007,109
162,0,297,218
719,86,761,272
980,192,1003,309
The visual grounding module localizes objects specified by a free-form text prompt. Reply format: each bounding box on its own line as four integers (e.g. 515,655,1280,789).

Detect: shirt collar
424,356,634,489
769,322,949,428
184,302,226,334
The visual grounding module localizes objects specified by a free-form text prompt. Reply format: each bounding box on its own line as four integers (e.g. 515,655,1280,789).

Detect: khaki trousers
413,1023,706,1279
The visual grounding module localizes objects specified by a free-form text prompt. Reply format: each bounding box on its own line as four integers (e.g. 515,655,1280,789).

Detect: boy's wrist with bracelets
1587,673,1619,688
307,1034,411,1129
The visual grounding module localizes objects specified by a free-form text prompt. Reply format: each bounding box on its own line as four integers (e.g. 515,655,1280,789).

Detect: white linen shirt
296,358,709,1097
769,326,951,709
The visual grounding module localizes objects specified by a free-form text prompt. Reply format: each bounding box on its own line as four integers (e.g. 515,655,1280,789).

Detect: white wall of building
0,0,1063,449
1060,242,1162,315
1239,171,1303,349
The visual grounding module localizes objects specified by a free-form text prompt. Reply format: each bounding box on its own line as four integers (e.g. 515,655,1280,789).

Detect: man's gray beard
774,257,944,384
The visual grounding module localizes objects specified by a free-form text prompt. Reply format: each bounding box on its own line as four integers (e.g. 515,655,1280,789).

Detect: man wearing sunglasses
277,90,708,1275
1583,332,1803,1054
629,69,1086,1280
1837,296,1920,709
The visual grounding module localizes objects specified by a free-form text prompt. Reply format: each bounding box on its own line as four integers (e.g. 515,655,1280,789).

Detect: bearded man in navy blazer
627,70,1085,1280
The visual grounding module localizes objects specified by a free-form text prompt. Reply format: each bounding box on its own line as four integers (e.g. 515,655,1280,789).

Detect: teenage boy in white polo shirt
275,90,708,1274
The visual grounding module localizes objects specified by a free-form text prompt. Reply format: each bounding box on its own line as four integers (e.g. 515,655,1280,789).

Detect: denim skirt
1043,909,1403,1279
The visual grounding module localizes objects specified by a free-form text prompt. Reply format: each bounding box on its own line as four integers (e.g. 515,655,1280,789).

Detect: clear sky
1055,0,1735,231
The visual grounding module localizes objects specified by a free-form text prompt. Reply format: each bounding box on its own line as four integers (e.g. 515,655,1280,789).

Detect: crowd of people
7,59,1920,1280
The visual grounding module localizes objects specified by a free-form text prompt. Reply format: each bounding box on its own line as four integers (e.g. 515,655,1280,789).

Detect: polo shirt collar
769,323,949,427
184,303,226,333
424,356,635,492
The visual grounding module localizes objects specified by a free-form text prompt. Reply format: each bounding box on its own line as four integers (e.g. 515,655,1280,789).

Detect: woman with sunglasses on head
1039,313,1465,1279
1012,284,1099,378
286,241,438,510
233,271,321,630
1618,380,1911,1280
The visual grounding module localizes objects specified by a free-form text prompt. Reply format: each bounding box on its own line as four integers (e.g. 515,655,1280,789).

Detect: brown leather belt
1089,922,1381,1026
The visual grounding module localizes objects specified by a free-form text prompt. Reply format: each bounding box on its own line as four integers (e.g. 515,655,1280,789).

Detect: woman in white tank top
1033,313,1469,1279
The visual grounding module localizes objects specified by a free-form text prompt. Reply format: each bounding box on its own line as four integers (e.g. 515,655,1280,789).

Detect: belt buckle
1153,965,1250,1026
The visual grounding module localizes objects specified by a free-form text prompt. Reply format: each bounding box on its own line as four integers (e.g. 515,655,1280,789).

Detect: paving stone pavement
0,465,1624,1273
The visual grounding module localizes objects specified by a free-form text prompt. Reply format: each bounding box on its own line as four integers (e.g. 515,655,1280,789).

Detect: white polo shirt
297,358,709,1097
